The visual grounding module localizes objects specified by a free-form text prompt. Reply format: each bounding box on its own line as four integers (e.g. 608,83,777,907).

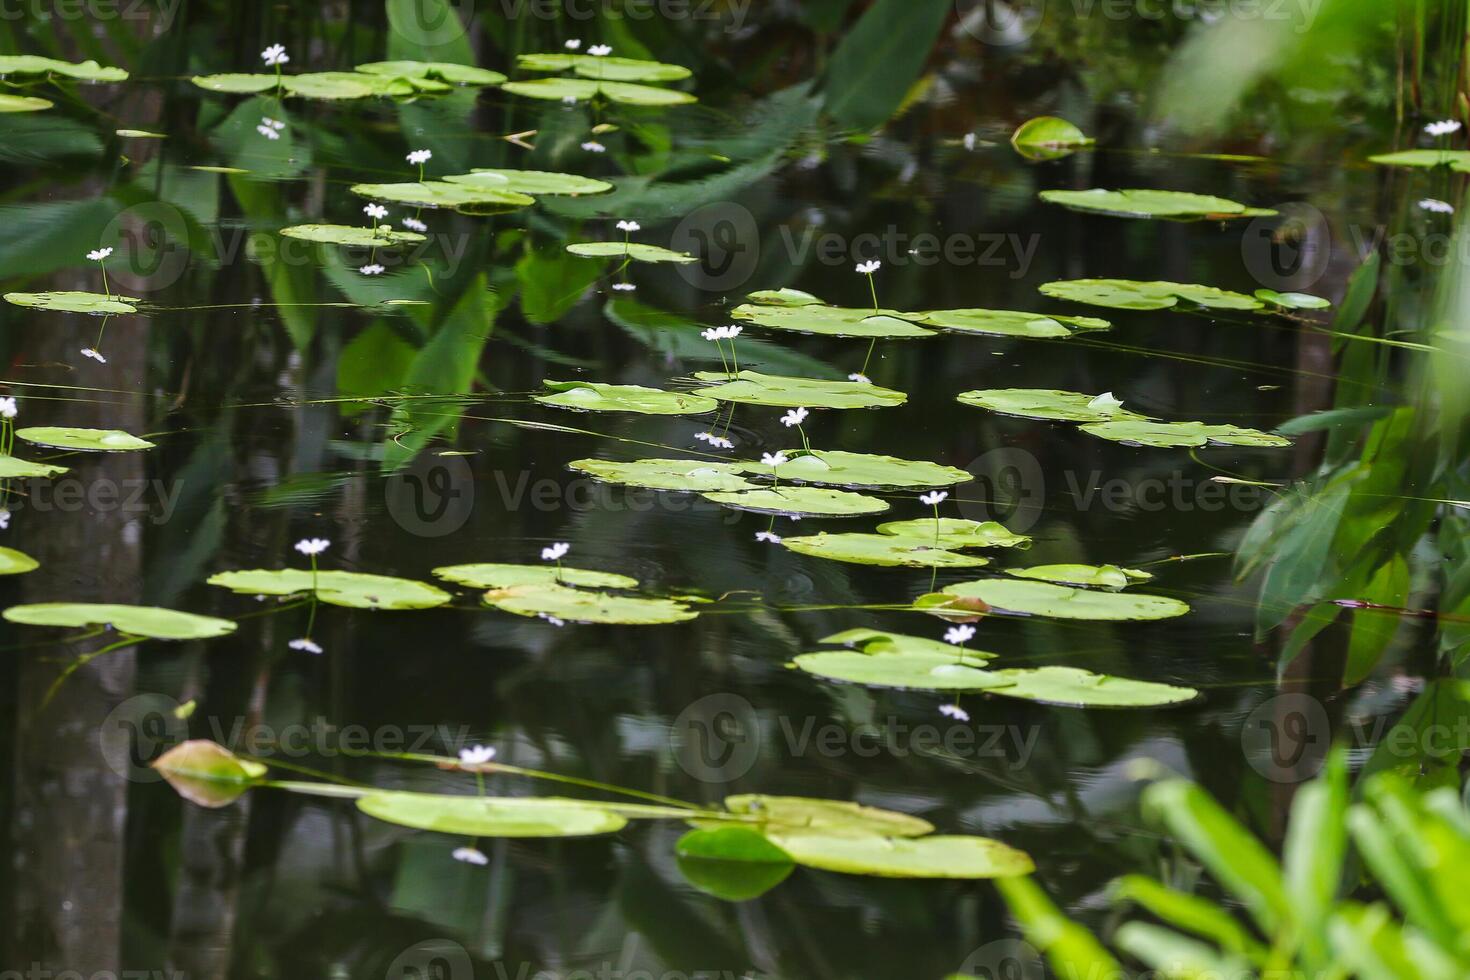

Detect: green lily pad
675,827,795,901
751,450,970,490
766,832,1034,879
5,290,140,314
0,55,128,82
1038,188,1276,220
192,71,416,99
355,60,507,86
0,94,53,112
722,795,934,837
956,388,1146,423
1368,149,1470,172
691,371,907,409
916,308,1111,338
1011,116,1094,160
792,647,1006,690
565,241,696,263
1005,564,1151,588
189,73,279,94
875,518,1030,549
1254,288,1332,310
976,666,1198,707
350,180,534,214
782,533,989,568
15,427,154,452
483,582,698,625
568,458,759,493
534,380,718,416
0,455,68,478
3,602,237,639
0,547,39,575
941,579,1189,621
731,299,935,339
151,740,267,808
357,791,628,837
516,52,693,82
206,569,451,610
280,224,426,247
1080,419,1290,448
702,486,889,518
501,77,696,106
432,562,638,590
1039,279,1262,311
445,169,613,196
743,288,823,307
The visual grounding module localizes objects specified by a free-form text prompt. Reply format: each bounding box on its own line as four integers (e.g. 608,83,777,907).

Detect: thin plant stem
861,339,877,376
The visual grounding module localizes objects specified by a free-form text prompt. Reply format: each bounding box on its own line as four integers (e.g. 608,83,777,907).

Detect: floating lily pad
189,73,279,94
956,388,1146,423
916,308,1111,338
5,290,140,314
782,533,989,568
691,371,906,409
1254,288,1332,310
1038,189,1276,220
0,547,39,575
1011,116,1094,160
15,427,154,452
675,827,795,901
1367,149,1470,172
1005,564,1151,588
355,60,507,86
516,52,693,82
976,666,1198,707
483,582,697,625
3,602,237,639
206,569,451,610
350,180,534,214
0,455,68,478
0,94,53,112
875,518,1030,549
722,795,934,837
280,224,426,247
502,77,696,106
821,627,1000,661
535,380,718,416
767,832,1034,879
731,298,935,339
1039,279,1262,311
568,458,758,493
116,129,167,138
357,791,628,837
743,288,822,307
792,648,1006,690
565,241,696,264
192,71,416,99
445,169,613,196
151,740,267,808
702,486,889,518
941,579,1189,621
432,562,638,590
751,450,970,490
1080,419,1290,448
0,55,128,82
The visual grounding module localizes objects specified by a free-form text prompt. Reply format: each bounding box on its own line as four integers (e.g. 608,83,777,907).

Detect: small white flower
694,432,733,450
452,846,489,866
588,44,612,56
855,259,881,275
944,624,976,645
962,132,976,151
364,203,388,220
256,124,281,140
919,490,948,506
360,264,385,276
700,328,722,342
0,509,9,530
581,141,606,153
294,538,330,556
263,117,286,131
847,373,871,384
288,638,323,654
541,541,570,562
564,39,582,50
459,745,497,766
755,531,782,544
401,216,428,232
407,149,433,166
1426,119,1462,137
724,325,743,339
611,282,636,291
761,452,788,467
540,613,566,627
616,220,641,232
561,95,579,105
0,397,16,419
86,247,113,262
1420,198,1456,214
261,44,289,67
80,348,107,363
939,703,970,722
780,407,809,428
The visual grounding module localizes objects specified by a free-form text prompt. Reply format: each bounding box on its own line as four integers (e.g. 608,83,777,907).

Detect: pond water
0,4,1452,979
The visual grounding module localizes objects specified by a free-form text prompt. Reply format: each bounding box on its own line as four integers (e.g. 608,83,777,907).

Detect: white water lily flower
855,259,881,275
452,846,489,866
364,203,388,220
1420,198,1456,214
847,373,871,384
611,282,636,292
700,328,722,341
264,117,285,130
360,264,385,275
0,397,16,419
561,95,579,105
944,624,976,645
0,509,9,530
256,124,281,140
616,220,640,232
294,538,330,556
694,431,733,450
1426,119,1462,137
755,531,782,544
919,490,948,506
962,132,976,151
80,348,107,363
541,541,570,562
540,613,566,627
724,325,743,339
1087,391,1124,411
564,39,582,50
588,44,612,56
780,407,809,428
459,744,497,766
406,149,433,165
581,141,606,153
261,44,289,67
401,216,428,232
288,638,323,654
86,247,113,261
761,452,788,467
938,703,970,722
